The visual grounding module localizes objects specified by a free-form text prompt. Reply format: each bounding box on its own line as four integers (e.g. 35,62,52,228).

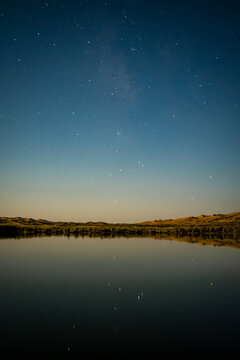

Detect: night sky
0,0,240,222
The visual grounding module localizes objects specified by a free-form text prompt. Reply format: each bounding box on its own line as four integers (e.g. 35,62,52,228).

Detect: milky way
0,0,240,222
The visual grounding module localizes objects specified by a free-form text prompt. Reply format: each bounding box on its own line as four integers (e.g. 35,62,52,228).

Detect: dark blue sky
0,0,240,222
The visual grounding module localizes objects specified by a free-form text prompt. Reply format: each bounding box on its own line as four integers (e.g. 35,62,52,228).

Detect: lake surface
0,236,240,357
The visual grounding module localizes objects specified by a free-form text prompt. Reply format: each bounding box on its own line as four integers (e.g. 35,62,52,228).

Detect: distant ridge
0,211,240,227
0,217,108,226
0,211,240,226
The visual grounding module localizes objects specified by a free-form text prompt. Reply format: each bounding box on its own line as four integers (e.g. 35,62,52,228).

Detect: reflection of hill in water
1,233,240,250
156,235,240,249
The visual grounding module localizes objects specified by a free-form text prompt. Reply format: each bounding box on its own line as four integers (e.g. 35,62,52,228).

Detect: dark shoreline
1,212,240,247
1,223,240,248
1,223,240,236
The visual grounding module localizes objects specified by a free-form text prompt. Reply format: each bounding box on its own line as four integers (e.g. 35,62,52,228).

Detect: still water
0,236,240,357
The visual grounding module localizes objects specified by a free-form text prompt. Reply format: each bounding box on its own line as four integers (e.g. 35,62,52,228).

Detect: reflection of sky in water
0,236,240,356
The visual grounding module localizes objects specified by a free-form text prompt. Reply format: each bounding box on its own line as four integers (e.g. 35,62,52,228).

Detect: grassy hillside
140,212,240,226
